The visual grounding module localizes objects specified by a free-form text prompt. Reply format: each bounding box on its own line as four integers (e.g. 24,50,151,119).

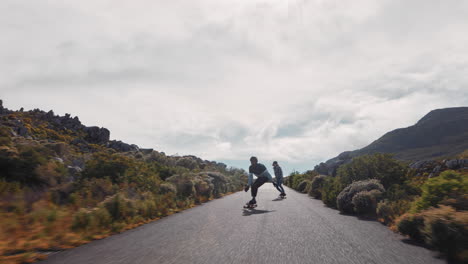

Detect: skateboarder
272,161,286,198
244,156,274,208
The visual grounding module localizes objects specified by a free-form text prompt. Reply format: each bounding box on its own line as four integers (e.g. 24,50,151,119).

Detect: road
41,185,445,264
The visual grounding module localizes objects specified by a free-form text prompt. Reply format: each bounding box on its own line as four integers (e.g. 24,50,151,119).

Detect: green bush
103,194,136,222
194,180,213,198
159,183,177,195
284,171,316,190
412,170,468,212
72,209,95,231
352,189,382,215
167,174,196,198
337,179,385,214
309,175,327,198
321,177,343,208
82,153,135,184
92,207,112,227
0,127,12,146
297,180,311,193
136,198,158,219
397,213,425,242
336,153,407,188
376,199,412,224
0,145,51,185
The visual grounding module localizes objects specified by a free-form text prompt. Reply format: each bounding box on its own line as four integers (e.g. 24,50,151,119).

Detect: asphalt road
41,185,445,264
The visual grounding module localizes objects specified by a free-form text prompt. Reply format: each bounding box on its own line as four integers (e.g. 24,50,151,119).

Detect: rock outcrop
84,126,110,144
107,140,139,152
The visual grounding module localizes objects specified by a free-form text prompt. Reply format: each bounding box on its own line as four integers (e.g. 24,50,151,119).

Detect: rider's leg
250,176,269,201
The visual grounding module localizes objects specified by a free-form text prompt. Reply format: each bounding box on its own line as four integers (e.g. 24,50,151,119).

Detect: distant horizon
6,100,468,175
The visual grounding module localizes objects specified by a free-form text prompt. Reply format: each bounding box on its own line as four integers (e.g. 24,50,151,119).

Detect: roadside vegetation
0,110,247,264
285,153,468,263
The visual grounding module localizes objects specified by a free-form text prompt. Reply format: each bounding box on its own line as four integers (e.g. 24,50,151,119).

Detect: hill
315,107,468,175
0,99,247,263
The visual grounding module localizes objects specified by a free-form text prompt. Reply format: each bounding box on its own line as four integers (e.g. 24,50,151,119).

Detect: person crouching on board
244,156,275,206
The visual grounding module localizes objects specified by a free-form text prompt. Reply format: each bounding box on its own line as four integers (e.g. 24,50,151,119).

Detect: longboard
243,204,257,209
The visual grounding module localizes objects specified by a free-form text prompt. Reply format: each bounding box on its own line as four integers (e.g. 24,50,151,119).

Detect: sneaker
248,199,257,205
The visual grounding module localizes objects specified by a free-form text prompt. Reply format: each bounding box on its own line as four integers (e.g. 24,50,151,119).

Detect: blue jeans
275,179,285,194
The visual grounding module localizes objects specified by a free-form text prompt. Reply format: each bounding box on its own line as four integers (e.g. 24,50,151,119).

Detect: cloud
1,0,468,173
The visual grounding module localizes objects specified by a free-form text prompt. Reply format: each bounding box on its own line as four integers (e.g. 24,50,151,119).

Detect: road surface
41,185,445,264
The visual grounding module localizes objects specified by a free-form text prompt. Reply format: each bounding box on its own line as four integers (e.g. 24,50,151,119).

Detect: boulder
107,140,138,152
458,159,468,168
432,165,442,174
140,148,154,155
409,160,439,171
84,126,110,144
445,159,459,169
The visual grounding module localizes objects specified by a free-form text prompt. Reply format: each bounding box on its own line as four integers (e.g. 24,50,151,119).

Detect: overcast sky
1,0,468,173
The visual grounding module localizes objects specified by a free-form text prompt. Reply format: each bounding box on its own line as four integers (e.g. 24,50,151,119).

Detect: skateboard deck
243,204,257,209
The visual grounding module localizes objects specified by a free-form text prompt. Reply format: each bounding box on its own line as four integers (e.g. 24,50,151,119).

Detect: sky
1,0,468,174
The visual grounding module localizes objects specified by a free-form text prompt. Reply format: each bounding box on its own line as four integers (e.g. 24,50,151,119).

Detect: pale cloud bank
1,0,468,173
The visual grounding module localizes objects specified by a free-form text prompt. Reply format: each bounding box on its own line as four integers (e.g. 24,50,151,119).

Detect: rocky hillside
0,99,247,264
315,107,468,175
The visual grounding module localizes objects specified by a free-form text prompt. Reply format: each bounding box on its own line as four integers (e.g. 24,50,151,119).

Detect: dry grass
0,191,238,264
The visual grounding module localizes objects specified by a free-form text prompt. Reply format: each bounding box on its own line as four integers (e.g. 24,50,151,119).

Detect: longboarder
272,161,286,198
244,156,274,208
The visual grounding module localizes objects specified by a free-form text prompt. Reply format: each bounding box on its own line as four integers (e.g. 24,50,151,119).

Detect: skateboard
243,204,257,209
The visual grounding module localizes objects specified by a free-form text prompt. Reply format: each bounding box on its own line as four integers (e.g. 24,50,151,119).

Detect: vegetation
285,153,468,262
0,110,247,264
411,170,468,212
336,179,384,214
308,175,327,199
397,206,468,261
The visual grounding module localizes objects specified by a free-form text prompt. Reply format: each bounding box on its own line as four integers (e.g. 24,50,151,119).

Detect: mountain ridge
315,107,468,175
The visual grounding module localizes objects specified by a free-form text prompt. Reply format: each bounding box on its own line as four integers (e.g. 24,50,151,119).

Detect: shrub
159,183,177,195
0,127,12,146
92,207,112,228
321,177,343,208
352,189,382,215
72,209,95,231
336,153,407,188
412,170,468,212
396,213,425,242
82,153,135,184
102,194,136,222
337,179,385,214
285,171,314,190
440,194,468,211
194,180,213,198
175,157,198,170
422,206,468,262
309,175,327,198
296,180,310,193
167,174,196,198
0,145,50,186
376,199,412,224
